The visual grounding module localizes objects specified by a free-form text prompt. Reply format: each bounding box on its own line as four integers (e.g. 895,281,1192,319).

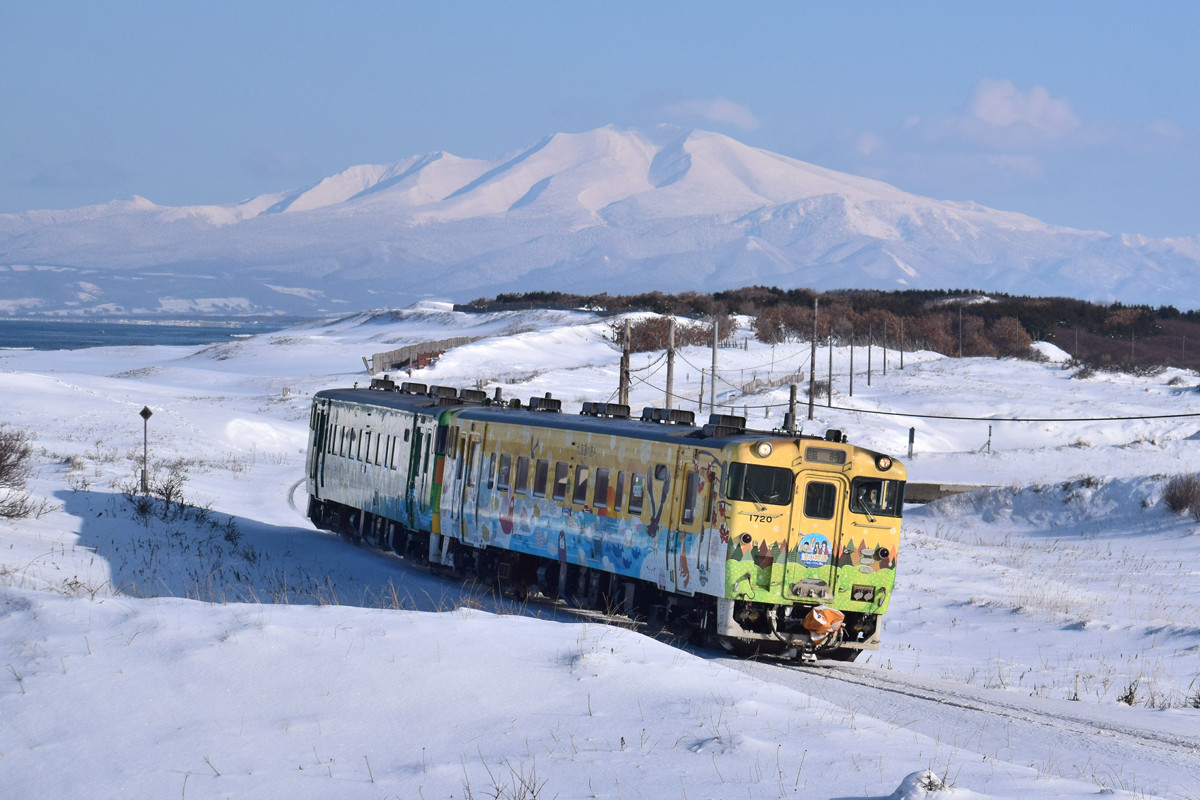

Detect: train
304,378,906,661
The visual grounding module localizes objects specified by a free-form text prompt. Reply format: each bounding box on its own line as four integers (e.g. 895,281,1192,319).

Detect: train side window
553,462,569,501
515,456,529,495
614,471,625,512
682,471,699,524
533,459,549,497
497,454,512,490
804,482,837,520
404,428,410,442
573,466,590,505
355,430,364,461
593,468,610,508
629,473,646,515
486,453,496,490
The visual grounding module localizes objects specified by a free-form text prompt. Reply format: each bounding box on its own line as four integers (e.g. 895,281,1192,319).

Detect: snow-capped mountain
2,125,1199,317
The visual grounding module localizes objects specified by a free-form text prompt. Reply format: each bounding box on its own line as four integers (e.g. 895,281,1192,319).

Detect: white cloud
664,97,760,131
965,78,1080,139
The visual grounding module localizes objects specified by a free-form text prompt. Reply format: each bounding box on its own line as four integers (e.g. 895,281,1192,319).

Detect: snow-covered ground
2,304,1198,799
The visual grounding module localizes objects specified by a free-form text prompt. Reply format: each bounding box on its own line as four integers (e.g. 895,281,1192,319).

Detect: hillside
3,126,1200,317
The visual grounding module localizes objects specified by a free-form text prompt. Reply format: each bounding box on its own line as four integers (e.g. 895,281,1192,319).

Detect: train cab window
497,454,512,491
849,477,904,518
593,468,610,508
553,462,569,500
726,462,793,506
533,459,549,497
515,456,530,495
614,471,625,512
803,482,837,520
629,473,646,515
573,466,590,505
682,471,699,524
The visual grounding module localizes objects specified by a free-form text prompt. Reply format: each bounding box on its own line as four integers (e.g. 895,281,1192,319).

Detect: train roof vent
708,413,746,432
370,375,398,391
640,407,696,425
435,397,460,407
581,401,631,419
527,394,562,412
428,385,458,399
702,413,748,438
400,381,427,395
460,388,487,405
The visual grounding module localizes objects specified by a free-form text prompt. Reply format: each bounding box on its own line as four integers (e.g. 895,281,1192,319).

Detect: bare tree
0,424,36,519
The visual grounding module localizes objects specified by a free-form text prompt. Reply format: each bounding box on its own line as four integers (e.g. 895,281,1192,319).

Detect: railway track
712,654,1200,797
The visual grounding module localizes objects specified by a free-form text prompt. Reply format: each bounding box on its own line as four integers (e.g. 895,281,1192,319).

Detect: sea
0,319,297,351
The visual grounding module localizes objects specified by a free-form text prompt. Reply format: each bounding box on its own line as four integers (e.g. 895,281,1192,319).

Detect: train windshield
726,462,794,506
848,477,904,519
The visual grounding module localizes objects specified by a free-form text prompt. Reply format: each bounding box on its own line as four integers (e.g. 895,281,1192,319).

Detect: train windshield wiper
856,488,877,522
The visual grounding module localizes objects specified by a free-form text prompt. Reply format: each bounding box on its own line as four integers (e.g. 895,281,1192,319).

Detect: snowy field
2,303,1198,799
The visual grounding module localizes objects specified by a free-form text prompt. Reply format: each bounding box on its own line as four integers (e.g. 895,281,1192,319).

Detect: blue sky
3,2,1198,237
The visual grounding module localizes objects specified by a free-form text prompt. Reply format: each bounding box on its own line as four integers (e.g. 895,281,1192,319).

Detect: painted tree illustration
755,541,773,570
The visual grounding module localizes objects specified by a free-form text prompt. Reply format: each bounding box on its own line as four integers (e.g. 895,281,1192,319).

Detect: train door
308,403,329,494
780,473,849,603
666,456,712,595
458,432,483,545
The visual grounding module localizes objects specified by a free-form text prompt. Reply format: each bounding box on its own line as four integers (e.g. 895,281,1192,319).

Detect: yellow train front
431,400,905,661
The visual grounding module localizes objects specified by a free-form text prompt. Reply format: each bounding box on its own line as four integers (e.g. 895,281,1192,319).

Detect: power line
622,374,1200,424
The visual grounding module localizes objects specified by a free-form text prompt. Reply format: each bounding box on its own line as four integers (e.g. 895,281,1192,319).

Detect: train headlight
754,441,773,458
876,455,893,471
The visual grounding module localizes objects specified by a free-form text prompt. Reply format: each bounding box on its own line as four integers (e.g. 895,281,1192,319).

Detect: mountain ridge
2,124,1198,317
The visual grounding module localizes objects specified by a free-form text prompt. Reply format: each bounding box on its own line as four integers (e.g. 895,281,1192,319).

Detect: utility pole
665,317,675,409
867,325,873,387
827,331,833,408
710,316,718,414
849,331,855,397
787,384,798,433
808,297,817,421
619,319,631,405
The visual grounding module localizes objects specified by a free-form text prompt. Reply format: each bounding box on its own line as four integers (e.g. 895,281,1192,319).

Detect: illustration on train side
305,379,905,661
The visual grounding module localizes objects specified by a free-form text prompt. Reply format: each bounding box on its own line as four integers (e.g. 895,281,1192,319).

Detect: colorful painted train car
305,380,906,660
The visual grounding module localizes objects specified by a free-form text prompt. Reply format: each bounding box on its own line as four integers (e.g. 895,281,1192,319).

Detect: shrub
1162,474,1200,514
0,425,35,519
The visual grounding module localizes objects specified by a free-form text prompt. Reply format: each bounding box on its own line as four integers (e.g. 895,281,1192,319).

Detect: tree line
459,287,1200,372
